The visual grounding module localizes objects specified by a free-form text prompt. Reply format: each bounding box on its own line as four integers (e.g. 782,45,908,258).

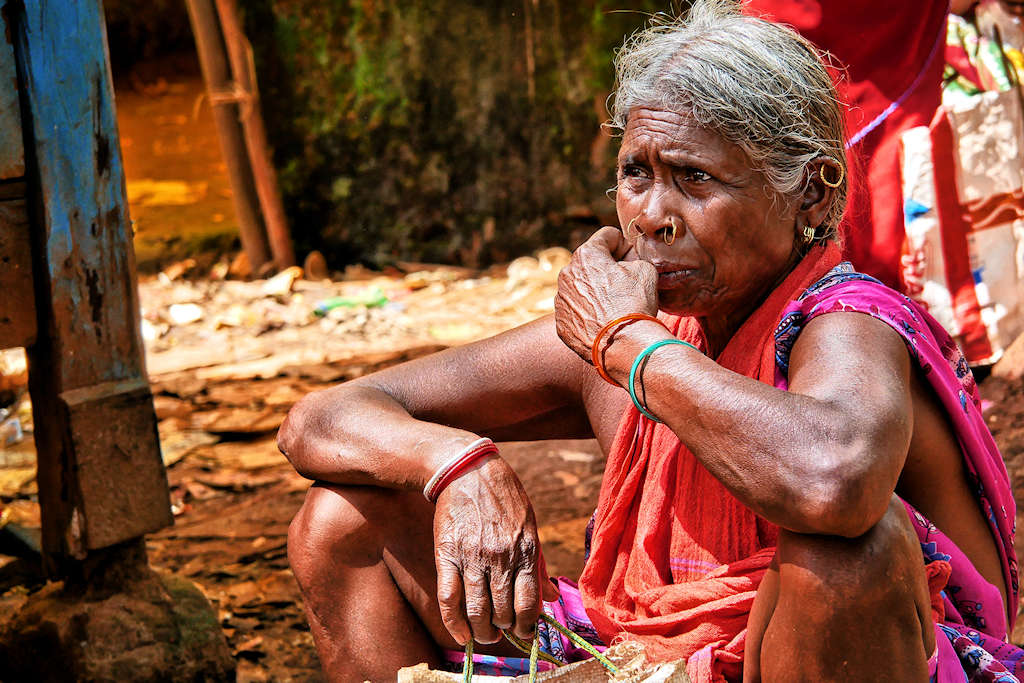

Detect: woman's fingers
436,558,471,645
539,552,560,602
489,566,516,630
588,225,629,259
463,568,500,643
512,565,542,639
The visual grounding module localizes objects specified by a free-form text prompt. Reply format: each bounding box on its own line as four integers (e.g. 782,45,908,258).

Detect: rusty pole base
0,538,235,682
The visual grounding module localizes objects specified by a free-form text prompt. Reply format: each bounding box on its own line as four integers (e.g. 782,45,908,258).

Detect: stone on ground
0,568,234,681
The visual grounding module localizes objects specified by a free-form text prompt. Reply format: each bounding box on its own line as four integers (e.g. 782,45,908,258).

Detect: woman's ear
797,158,841,230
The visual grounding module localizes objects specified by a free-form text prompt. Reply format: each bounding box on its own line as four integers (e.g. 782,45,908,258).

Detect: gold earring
625,216,640,239
820,163,844,189
802,223,816,243
664,217,678,246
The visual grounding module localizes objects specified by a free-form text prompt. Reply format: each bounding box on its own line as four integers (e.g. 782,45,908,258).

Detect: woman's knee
774,496,932,642
778,497,923,597
288,484,387,588
760,499,933,681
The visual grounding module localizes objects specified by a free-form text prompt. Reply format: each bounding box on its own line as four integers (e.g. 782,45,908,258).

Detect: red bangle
423,438,499,502
590,314,671,386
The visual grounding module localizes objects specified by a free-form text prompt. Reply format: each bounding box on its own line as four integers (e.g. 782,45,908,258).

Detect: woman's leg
288,483,456,682
744,496,935,682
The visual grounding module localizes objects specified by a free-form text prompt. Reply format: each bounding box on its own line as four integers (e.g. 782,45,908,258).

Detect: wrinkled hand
554,226,658,361
434,456,559,645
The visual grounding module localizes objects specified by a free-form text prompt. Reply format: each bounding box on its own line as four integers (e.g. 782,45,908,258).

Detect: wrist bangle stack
590,313,671,385
423,437,499,502
628,339,701,423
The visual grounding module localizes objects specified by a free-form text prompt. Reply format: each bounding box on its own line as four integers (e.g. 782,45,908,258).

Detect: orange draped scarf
578,243,842,682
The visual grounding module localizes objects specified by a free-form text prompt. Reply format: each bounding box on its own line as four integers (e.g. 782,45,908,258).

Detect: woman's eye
682,168,711,182
620,164,649,179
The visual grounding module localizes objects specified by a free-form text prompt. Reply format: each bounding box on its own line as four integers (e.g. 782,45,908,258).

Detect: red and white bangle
423,437,499,503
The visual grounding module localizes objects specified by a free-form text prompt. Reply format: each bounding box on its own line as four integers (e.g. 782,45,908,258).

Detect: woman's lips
655,267,697,289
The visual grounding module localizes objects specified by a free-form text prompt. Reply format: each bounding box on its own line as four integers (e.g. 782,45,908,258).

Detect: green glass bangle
628,339,700,422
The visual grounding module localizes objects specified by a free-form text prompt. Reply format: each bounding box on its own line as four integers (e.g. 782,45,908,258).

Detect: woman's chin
655,295,703,318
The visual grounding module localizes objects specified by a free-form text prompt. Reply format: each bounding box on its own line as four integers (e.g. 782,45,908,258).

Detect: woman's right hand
433,455,560,644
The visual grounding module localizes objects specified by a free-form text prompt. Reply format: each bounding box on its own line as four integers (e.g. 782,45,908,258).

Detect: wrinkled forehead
619,106,749,165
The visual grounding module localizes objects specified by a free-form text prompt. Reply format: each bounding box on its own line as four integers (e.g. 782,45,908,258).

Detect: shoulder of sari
795,262,885,301
774,262,975,403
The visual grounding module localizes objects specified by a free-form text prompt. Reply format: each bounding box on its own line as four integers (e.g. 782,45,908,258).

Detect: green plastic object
313,286,389,316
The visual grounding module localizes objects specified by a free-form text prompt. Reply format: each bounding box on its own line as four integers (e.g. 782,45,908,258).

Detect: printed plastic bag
900,37,1024,364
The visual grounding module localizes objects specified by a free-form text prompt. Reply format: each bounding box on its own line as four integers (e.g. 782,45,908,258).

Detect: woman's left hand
554,226,659,361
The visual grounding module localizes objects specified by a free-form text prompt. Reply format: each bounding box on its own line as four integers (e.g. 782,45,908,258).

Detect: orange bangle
590,313,671,385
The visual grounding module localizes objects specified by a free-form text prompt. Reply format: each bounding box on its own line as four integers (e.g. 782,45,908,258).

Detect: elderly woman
279,3,1021,681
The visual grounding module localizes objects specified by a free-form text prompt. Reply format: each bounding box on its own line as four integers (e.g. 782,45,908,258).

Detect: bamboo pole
215,0,295,270
184,0,271,272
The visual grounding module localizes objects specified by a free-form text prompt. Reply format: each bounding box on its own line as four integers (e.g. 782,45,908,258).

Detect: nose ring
664,217,678,246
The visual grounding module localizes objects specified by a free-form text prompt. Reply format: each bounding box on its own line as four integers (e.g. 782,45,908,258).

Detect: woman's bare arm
599,312,913,538
554,228,914,538
279,314,594,643
277,314,593,488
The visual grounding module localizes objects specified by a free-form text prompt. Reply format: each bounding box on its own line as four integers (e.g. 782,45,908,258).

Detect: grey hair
610,0,847,241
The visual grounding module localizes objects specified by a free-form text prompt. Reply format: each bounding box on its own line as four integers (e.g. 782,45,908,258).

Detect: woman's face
615,107,801,326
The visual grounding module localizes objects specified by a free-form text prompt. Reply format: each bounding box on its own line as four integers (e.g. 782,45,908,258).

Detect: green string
462,638,473,683
539,613,619,674
503,631,564,667
460,613,619,681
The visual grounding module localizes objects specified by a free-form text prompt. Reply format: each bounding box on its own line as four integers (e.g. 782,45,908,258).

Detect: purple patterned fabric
775,263,1022,682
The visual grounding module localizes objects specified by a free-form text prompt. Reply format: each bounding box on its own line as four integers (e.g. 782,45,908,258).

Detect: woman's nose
632,211,680,246
637,187,681,241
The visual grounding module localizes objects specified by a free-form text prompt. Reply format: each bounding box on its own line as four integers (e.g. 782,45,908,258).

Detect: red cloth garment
577,243,842,682
742,0,949,290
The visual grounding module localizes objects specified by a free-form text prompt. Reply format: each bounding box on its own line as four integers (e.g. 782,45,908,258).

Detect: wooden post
6,0,172,568
185,0,272,272
215,0,296,270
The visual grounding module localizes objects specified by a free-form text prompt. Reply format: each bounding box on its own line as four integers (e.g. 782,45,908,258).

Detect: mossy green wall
244,1,673,267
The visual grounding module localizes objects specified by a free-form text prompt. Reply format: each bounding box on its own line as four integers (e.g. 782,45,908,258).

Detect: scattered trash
167,302,205,325
0,349,28,406
158,427,218,468
0,414,23,447
227,251,251,279
261,266,304,297
537,246,572,274
140,318,166,341
312,286,389,316
159,258,198,283
533,296,556,312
